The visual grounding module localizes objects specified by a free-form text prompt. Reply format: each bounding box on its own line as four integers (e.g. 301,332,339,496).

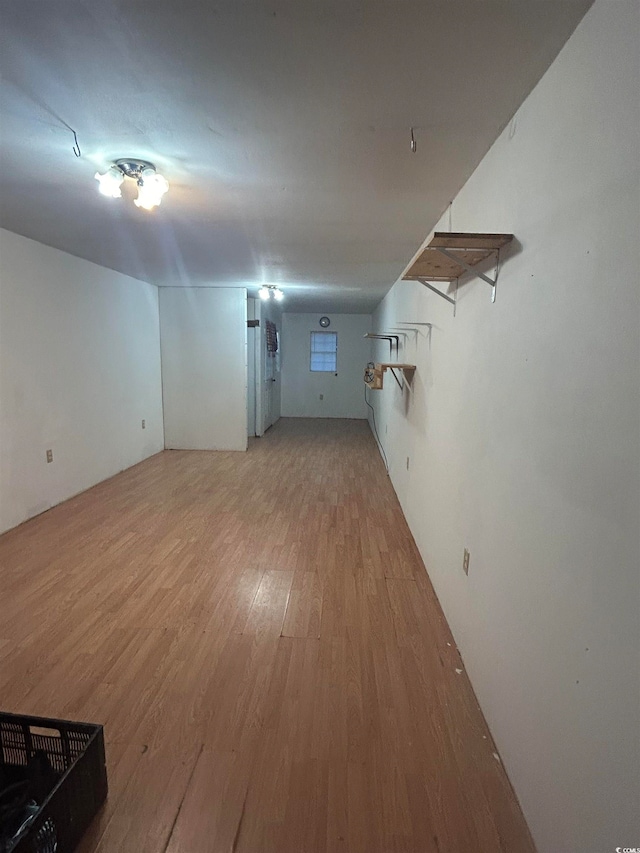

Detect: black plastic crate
0,712,107,853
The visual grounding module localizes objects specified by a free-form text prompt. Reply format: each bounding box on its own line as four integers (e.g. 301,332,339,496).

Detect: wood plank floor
0,418,535,852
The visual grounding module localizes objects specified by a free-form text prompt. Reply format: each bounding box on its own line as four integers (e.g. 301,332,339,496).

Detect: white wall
368,3,640,851
159,288,247,450
0,229,164,535
281,313,372,418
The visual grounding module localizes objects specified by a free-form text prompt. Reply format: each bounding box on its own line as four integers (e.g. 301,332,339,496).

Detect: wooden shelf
364,363,416,391
403,232,513,281
402,231,514,308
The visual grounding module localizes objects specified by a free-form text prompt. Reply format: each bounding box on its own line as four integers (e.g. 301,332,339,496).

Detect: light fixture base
258,284,285,301
115,159,156,182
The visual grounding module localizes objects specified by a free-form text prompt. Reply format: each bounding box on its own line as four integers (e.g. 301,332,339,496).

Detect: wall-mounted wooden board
430,232,513,250
364,363,416,390
377,363,416,371
403,232,513,282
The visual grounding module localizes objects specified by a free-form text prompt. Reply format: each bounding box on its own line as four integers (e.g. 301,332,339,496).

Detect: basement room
0,1,638,851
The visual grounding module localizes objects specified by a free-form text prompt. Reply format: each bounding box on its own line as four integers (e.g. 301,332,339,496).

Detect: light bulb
273,288,284,301
134,170,169,210
258,286,270,301
94,166,124,198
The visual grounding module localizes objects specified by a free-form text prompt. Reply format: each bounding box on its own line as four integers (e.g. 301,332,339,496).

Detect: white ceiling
0,0,591,313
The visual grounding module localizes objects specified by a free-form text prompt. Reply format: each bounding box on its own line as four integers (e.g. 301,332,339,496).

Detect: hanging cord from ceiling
364,384,389,473
410,127,416,153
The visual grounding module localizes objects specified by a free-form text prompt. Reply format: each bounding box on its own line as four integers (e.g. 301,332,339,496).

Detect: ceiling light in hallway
94,159,169,210
258,285,284,301
94,165,124,198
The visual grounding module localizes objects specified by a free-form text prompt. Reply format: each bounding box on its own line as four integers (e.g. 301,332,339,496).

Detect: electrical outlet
142,419,146,429
46,449,53,464
406,456,410,470
463,548,470,575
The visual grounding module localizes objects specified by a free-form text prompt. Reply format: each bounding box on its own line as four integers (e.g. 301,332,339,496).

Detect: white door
255,314,281,436
247,326,257,436
264,348,277,431
263,325,280,432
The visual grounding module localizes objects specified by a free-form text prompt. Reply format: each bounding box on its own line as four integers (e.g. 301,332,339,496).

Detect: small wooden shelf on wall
364,363,416,391
403,231,514,311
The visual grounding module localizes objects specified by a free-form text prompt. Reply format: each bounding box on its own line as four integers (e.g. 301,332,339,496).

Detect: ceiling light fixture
94,159,169,210
258,285,284,301
95,165,124,198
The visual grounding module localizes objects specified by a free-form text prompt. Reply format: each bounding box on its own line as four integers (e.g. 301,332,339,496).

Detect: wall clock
319,316,331,328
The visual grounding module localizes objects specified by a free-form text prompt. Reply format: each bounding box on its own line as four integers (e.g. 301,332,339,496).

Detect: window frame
309,331,338,373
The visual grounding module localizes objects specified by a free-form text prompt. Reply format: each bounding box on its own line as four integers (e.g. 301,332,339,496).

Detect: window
310,331,337,372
